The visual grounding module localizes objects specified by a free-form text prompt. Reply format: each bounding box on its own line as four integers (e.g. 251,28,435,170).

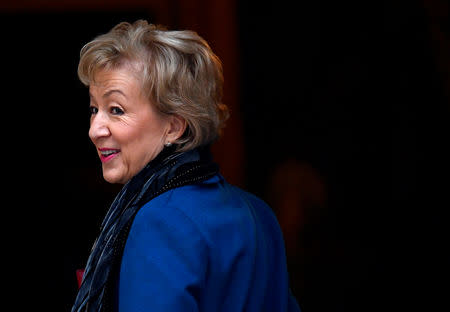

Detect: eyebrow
102,89,127,99
88,89,128,101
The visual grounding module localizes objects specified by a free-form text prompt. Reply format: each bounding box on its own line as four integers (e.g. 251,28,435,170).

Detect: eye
89,106,98,115
110,106,124,115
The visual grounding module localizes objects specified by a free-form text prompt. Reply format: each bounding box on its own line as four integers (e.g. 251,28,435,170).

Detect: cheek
120,124,164,157
138,127,165,151
114,112,168,158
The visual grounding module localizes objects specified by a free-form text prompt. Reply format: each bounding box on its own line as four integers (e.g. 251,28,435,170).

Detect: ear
166,114,187,143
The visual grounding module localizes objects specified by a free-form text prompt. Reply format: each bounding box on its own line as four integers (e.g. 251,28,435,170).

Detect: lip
98,148,120,163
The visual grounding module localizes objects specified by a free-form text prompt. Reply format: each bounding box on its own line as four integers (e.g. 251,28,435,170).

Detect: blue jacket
118,174,301,311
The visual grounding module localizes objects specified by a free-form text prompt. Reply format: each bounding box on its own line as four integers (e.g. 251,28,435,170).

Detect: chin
102,170,126,184
103,174,119,184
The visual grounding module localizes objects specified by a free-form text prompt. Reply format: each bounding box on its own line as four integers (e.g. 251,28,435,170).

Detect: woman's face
88,66,170,184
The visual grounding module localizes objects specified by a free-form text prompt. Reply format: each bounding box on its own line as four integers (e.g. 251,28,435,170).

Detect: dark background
1,1,449,311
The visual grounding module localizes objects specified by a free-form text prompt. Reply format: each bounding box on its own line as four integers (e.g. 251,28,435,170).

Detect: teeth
100,150,118,156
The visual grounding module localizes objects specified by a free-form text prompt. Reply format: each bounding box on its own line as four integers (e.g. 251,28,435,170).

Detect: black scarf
72,146,219,312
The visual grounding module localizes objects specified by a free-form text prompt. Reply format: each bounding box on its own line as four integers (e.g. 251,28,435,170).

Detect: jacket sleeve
118,192,208,312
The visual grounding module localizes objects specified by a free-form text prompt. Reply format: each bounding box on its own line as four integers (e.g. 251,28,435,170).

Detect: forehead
89,63,145,95
91,67,134,87
88,66,158,114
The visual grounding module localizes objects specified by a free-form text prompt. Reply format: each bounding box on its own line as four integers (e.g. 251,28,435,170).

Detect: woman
72,20,301,312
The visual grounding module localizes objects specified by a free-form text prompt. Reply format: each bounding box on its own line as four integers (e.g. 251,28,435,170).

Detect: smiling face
88,66,172,184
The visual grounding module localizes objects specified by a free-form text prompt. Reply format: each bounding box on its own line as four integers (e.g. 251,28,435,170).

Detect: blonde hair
78,20,229,151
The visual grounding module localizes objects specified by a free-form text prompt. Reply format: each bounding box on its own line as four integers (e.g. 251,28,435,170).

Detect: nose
89,112,111,142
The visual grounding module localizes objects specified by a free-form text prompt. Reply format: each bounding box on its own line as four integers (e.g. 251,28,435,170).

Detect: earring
164,142,172,147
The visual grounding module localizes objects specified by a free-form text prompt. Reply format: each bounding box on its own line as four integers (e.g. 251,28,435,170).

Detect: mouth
98,148,120,163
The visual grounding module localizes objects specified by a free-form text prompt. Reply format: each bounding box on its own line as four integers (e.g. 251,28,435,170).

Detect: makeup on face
88,67,171,184
98,148,121,163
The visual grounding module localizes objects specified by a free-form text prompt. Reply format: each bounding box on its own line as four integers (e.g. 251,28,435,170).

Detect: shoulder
133,173,277,244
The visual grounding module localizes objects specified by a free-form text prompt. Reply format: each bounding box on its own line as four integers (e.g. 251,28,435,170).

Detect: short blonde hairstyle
78,20,229,151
